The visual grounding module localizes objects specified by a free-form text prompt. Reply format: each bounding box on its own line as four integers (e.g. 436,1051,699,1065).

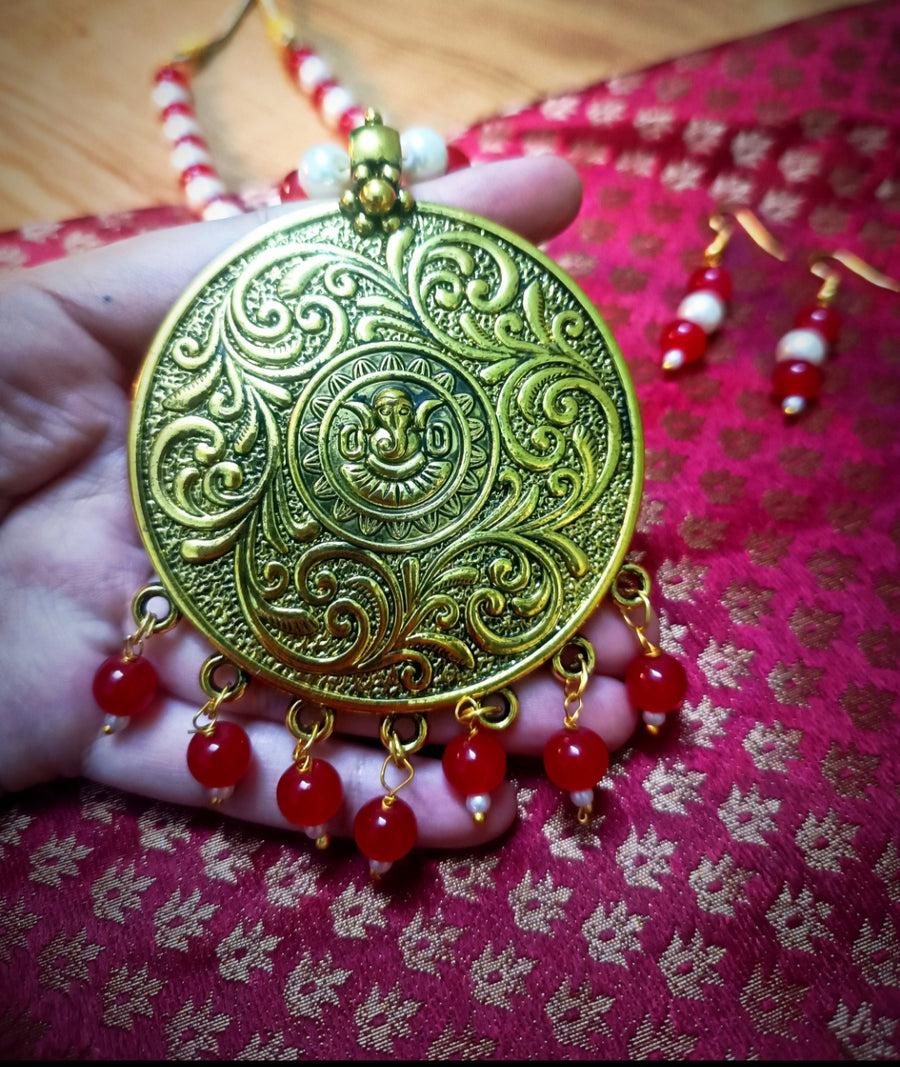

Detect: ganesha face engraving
338,385,452,506
289,349,498,550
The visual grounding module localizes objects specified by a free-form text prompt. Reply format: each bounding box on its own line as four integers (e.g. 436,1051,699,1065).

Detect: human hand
0,156,653,852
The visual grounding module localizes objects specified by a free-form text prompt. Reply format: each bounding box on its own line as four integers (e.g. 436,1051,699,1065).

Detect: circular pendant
130,186,642,714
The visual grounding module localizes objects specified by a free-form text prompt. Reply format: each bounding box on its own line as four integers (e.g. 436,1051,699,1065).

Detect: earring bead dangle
543,636,610,822
772,250,900,417
659,208,787,372
443,693,518,824
613,565,687,733
92,585,180,735
186,655,253,805
276,703,343,848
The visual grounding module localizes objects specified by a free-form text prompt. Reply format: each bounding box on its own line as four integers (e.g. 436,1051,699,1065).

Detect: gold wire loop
612,563,652,608
131,584,181,635
192,692,229,735
809,249,900,306
379,713,428,759
612,564,659,656
199,654,250,703
453,689,519,732
123,584,181,660
706,206,788,265
285,702,335,771
551,636,595,730
550,634,596,682
285,701,335,745
379,753,415,800
377,714,426,800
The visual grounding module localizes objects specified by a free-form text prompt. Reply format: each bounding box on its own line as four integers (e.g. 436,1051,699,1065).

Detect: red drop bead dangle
187,655,252,805
353,714,426,878
93,584,180,735
613,564,687,733
545,635,607,822
93,654,159,733
353,796,418,871
276,703,343,848
187,719,252,798
443,693,517,824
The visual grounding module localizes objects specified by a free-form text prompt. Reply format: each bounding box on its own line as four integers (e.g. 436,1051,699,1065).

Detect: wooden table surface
0,0,868,231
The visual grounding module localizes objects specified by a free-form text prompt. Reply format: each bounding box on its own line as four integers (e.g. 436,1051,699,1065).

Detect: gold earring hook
705,206,788,266
809,250,900,306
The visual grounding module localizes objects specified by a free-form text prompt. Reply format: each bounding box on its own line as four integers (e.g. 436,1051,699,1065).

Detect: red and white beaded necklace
149,0,470,221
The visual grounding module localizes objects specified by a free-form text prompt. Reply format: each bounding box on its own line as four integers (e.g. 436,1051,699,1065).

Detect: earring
773,250,900,417
659,208,787,372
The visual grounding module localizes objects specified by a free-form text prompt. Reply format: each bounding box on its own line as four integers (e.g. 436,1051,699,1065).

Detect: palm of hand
0,160,648,850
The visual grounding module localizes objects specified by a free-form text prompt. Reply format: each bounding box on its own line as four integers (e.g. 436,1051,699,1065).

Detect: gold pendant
128,115,642,717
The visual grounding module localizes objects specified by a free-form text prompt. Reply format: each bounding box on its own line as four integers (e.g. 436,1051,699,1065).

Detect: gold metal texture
129,198,643,714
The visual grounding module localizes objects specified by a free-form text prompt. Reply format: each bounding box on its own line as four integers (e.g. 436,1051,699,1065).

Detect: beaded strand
152,39,470,220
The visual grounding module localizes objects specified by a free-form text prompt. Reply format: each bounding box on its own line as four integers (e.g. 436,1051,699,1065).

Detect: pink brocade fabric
1,2,898,1059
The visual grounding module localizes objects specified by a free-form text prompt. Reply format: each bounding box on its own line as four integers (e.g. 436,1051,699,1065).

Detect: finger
81,696,517,852
21,156,582,362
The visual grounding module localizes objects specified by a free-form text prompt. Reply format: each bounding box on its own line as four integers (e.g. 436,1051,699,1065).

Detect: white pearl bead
369,859,392,878
209,786,235,803
162,112,199,142
642,711,667,727
304,824,327,840
782,395,807,416
201,198,243,221
775,327,828,365
102,714,125,735
401,127,448,181
298,143,350,198
152,80,191,109
465,794,492,816
297,54,332,93
319,85,356,128
661,348,686,371
170,140,211,172
676,290,726,334
570,789,594,808
184,173,226,211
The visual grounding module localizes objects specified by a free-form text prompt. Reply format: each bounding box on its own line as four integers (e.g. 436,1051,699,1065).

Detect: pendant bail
340,111,415,234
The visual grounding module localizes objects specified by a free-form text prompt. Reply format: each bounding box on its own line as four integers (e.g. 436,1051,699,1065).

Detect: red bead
179,163,215,187
338,107,367,136
353,797,418,863
659,319,707,362
445,145,472,172
186,721,252,789
542,728,609,791
161,101,193,121
793,304,840,343
279,169,308,202
311,79,338,110
154,65,190,88
687,264,732,301
442,730,507,796
93,655,158,718
277,759,343,827
773,358,821,399
626,651,687,714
